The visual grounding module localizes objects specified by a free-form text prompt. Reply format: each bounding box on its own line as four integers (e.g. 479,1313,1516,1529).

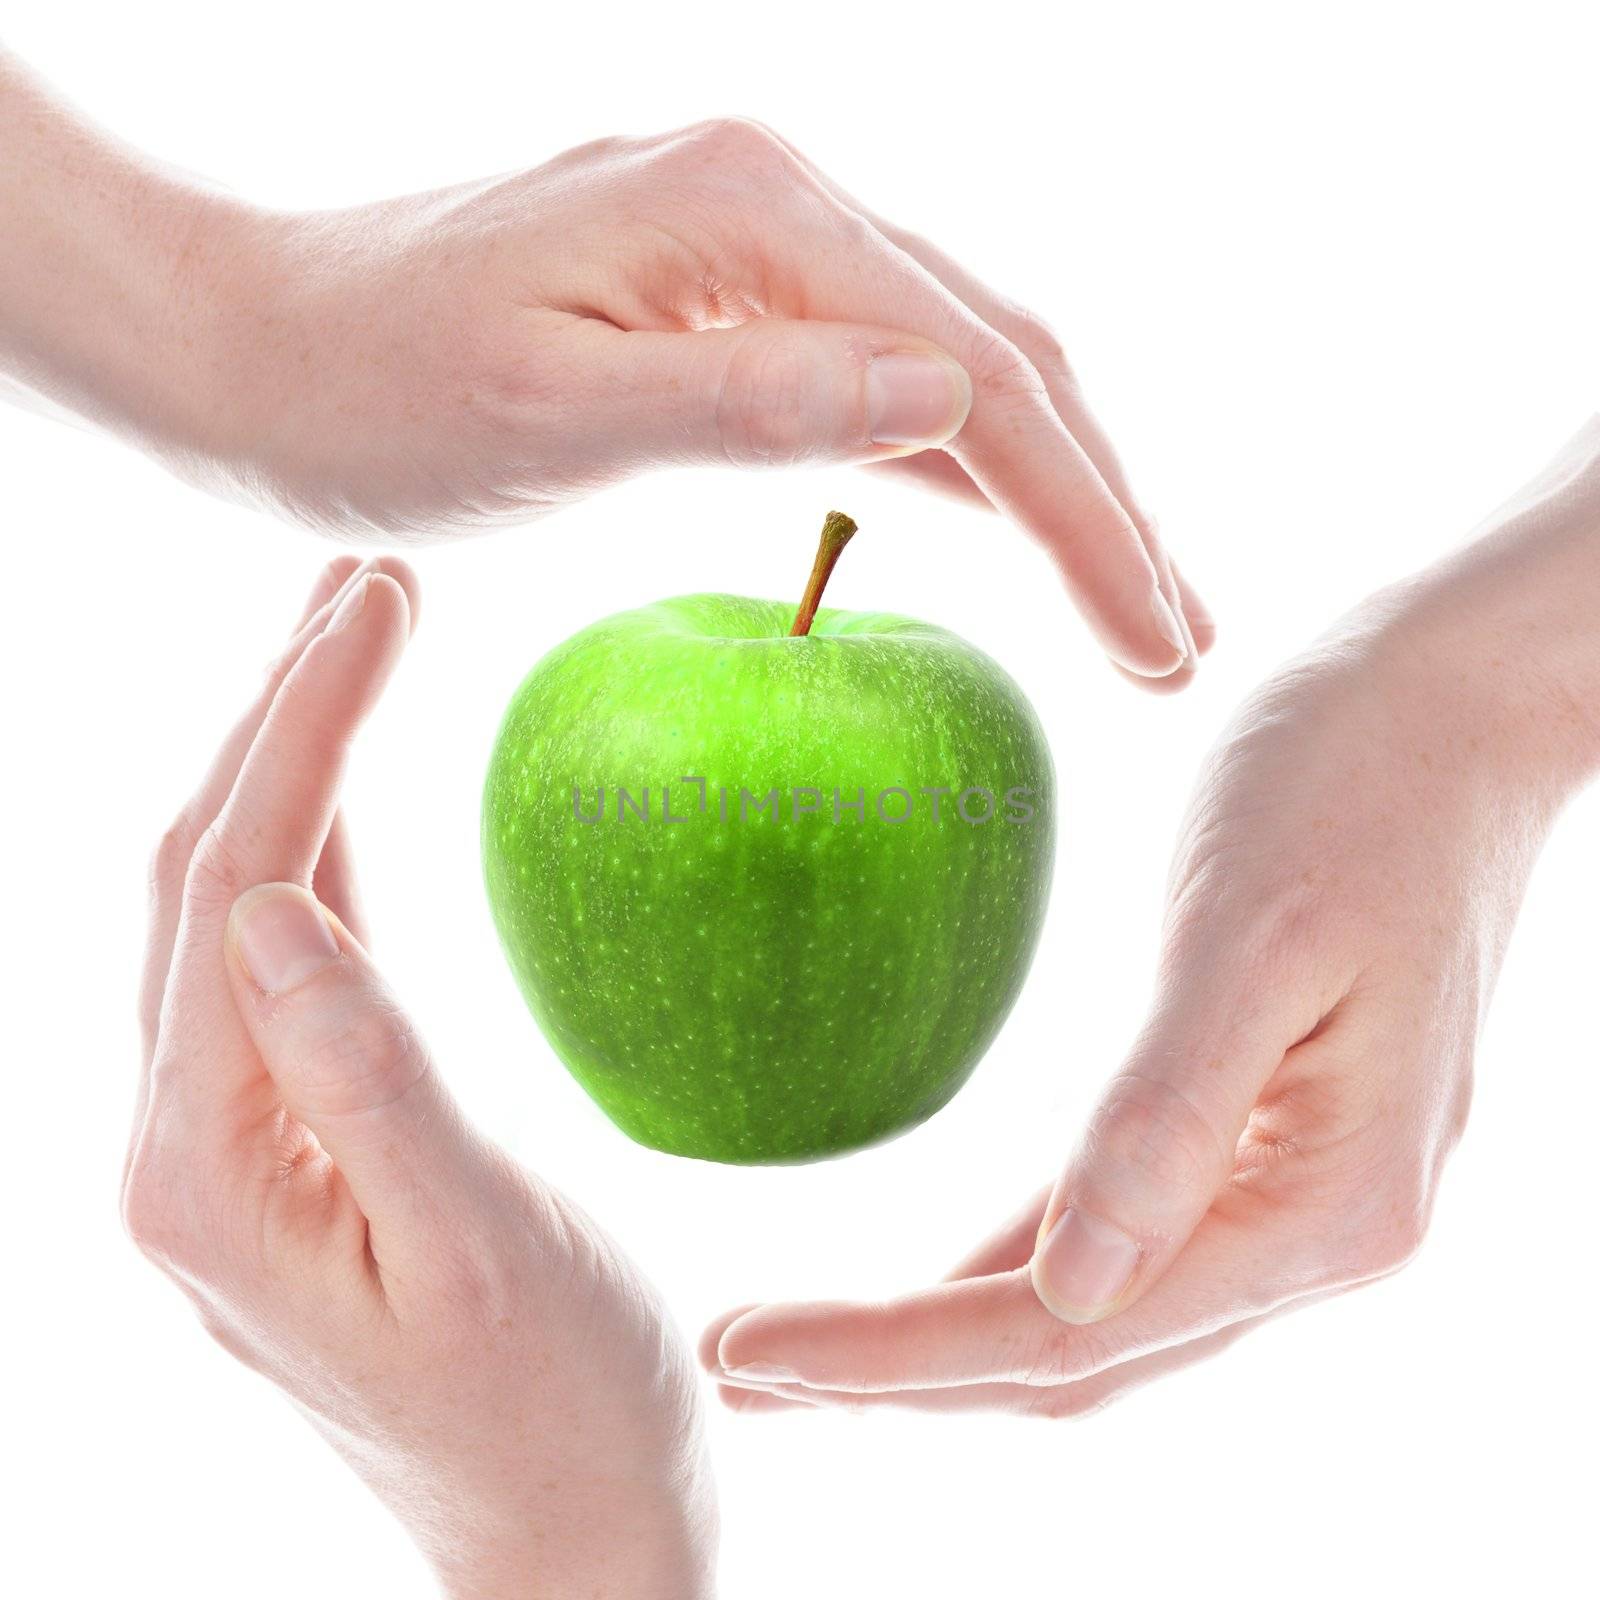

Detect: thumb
223,882,470,1221
595,319,973,469
1030,967,1310,1325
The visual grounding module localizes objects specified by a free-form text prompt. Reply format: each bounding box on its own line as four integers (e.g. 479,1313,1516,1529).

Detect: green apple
482,513,1055,1162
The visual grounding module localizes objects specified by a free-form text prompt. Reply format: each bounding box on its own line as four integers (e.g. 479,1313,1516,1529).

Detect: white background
4,2,1597,1595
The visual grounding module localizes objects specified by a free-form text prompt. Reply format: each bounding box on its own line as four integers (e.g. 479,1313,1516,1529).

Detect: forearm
0,49,249,456
1372,417,1600,810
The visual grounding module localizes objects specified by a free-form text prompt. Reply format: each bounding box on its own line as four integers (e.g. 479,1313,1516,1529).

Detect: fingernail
325,573,374,636
232,886,340,994
1031,1208,1140,1324
1151,591,1188,659
867,352,971,447
722,1361,801,1386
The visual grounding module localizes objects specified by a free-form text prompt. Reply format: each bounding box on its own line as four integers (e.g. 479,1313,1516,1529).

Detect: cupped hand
702,428,1600,1416
168,119,1203,683
123,558,715,1598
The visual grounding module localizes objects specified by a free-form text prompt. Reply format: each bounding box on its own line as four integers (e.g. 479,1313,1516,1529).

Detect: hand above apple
1,47,1208,686
701,419,1600,1417
123,558,717,1600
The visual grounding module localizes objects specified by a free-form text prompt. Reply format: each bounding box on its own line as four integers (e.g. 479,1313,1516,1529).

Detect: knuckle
1082,1068,1227,1208
1018,1321,1115,1388
889,224,939,263
149,813,199,905
1007,306,1072,376
299,1002,428,1123
714,335,825,468
545,131,632,172
183,819,255,911
688,116,790,172
1349,1192,1430,1279
965,334,1048,409
192,1306,262,1370
121,1162,195,1272
1027,1384,1115,1422
1304,1148,1435,1287
119,1178,159,1256
123,1174,260,1362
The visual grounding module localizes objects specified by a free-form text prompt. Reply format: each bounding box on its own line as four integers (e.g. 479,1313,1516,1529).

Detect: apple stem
789,511,859,637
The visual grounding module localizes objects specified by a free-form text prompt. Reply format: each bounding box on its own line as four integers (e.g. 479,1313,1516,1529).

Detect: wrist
424,1478,718,1600
434,1536,716,1600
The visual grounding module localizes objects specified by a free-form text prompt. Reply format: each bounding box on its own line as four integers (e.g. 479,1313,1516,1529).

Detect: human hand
702,420,1600,1417
0,50,1203,683
122,557,715,1598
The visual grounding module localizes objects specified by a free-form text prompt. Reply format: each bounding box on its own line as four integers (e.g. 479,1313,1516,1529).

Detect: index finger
712,1198,1319,1394
747,129,1190,678
948,374,1189,677
765,189,1185,677
183,572,413,916
133,565,417,1186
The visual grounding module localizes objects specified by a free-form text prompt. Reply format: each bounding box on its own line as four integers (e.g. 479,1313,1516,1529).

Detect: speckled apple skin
482,594,1055,1164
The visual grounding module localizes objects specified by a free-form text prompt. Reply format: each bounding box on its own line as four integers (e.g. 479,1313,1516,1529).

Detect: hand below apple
122,558,716,1599
0,48,1204,686
703,419,1600,1417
